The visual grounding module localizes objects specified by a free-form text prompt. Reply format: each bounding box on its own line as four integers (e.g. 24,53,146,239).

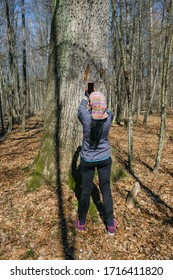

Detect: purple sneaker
107,221,117,236
75,219,85,231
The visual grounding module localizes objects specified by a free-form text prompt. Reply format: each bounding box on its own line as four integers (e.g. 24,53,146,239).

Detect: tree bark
0,84,5,135
112,0,133,170
0,64,5,135
136,0,142,122
143,1,154,124
143,0,162,124
21,0,27,132
153,0,173,172
5,0,16,131
28,0,109,189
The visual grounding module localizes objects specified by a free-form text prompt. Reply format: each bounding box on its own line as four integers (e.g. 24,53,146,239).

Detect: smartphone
88,82,94,94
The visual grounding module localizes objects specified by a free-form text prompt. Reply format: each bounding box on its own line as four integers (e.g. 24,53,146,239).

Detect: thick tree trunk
28,0,109,189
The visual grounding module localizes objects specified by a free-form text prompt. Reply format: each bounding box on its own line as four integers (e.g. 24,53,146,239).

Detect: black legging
78,157,114,226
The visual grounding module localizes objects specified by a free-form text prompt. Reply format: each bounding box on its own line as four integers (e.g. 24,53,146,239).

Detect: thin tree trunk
143,0,163,124
21,0,27,132
0,65,5,135
0,88,5,135
5,0,15,131
143,0,154,124
116,68,123,124
143,64,159,123
136,0,142,122
153,0,173,172
112,0,133,170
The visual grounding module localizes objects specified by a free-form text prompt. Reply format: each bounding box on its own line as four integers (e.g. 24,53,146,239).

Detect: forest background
0,0,172,260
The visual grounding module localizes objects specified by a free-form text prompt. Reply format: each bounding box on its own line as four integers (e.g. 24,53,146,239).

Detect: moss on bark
27,131,56,192
111,162,127,183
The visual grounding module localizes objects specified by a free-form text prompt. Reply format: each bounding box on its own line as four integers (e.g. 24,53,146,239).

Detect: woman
75,86,117,236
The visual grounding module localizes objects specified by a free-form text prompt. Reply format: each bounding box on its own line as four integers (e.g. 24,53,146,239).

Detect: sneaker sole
107,231,115,236
107,221,117,236
75,221,85,231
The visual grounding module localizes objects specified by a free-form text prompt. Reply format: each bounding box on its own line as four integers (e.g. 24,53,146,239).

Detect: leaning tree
29,0,110,189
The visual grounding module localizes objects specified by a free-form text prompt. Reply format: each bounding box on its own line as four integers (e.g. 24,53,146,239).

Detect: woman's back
77,97,113,162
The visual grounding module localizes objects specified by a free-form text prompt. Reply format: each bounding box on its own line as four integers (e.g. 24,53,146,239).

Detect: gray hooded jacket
77,98,114,162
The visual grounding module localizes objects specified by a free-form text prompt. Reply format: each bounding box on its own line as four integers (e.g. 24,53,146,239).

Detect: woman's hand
85,87,89,98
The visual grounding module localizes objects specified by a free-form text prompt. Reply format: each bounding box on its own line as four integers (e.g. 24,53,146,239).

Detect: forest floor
0,111,173,260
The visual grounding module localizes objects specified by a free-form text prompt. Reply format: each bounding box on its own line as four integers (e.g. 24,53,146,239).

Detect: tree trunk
153,0,173,173
143,0,163,124
143,63,159,123
112,0,133,170
21,0,27,132
136,0,142,122
0,89,5,135
0,65,5,135
116,68,123,124
144,0,154,124
28,0,109,189
5,0,15,131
